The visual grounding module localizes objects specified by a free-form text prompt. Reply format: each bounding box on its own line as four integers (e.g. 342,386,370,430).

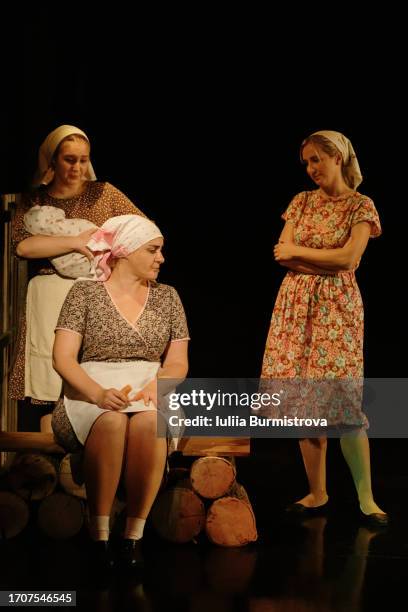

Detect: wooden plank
178,437,250,457
0,431,65,454
0,432,251,457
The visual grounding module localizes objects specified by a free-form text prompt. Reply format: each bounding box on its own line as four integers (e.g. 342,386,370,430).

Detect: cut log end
151,486,206,543
206,496,258,547
190,456,236,499
37,492,84,539
7,453,58,501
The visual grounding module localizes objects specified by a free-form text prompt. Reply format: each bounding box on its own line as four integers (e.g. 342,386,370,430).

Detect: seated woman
51,214,189,570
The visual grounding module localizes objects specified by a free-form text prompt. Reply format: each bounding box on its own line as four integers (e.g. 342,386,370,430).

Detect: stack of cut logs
0,452,125,540
0,453,257,546
151,456,257,547
0,453,83,539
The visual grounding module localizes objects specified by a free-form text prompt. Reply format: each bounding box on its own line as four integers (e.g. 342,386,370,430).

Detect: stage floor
1,438,406,611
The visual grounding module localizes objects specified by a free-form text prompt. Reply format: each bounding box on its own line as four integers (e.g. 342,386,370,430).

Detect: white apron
25,275,75,401
64,361,182,449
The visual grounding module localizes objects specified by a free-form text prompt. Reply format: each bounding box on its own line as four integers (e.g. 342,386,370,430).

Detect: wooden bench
178,437,250,456
0,431,65,454
0,431,250,457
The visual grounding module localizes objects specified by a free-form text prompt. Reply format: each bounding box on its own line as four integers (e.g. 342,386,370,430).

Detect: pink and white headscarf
87,215,163,281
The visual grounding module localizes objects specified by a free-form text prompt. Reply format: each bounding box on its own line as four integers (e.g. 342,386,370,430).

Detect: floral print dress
261,189,381,425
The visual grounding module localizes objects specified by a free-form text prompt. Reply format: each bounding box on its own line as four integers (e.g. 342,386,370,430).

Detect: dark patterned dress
52,280,189,450
10,182,145,401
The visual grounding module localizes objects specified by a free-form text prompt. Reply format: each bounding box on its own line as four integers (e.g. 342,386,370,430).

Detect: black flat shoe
359,509,389,528
91,540,115,570
120,538,144,570
285,501,329,517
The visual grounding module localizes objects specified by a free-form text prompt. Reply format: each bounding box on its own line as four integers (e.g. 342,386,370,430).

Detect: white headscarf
33,125,97,187
308,130,363,190
87,215,163,281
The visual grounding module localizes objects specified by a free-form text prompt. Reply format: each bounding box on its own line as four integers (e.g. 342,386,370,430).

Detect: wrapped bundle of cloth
23,205,97,278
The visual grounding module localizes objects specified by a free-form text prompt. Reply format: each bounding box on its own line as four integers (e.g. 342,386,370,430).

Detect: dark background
2,12,406,381
1,16,407,610
1,10,407,570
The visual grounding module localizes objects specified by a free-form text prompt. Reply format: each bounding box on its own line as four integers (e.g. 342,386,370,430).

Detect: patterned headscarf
33,125,97,187
305,130,363,190
87,215,163,281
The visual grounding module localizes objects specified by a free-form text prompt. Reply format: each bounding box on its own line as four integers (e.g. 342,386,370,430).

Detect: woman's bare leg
340,431,385,515
124,411,167,521
40,413,53,433
295,437,329,507
84,411,128,538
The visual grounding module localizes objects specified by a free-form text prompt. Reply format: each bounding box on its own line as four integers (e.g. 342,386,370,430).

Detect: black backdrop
1,11,407,526
2,12,406,382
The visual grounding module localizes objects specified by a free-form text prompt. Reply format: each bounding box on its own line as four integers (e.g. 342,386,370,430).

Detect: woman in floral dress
262,130,387,526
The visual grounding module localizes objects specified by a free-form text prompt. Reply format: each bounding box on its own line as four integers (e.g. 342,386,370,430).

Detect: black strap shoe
91,540,115,571
120,538,144,570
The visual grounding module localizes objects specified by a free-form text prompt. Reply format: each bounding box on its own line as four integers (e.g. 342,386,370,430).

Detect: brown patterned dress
261,189,381,427
10,181,145,401
52,280,190,451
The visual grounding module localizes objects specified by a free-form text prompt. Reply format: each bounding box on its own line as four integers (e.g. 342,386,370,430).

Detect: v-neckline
102,282,150,331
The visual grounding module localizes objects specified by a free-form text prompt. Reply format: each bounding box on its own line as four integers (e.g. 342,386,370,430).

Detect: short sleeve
351,196,382,238
55,282,89,335
106,183,147,218
170,287,190,341
282,192,308,225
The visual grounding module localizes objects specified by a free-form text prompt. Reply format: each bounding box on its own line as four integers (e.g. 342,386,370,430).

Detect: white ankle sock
124,517,146,540
90,515,110,541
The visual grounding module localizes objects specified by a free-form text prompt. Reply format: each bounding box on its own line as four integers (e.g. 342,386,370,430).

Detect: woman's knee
96,411,128,434
130,411,161,436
